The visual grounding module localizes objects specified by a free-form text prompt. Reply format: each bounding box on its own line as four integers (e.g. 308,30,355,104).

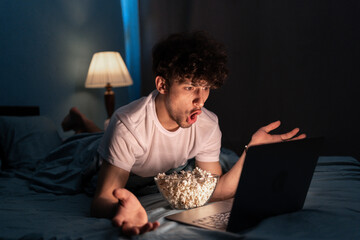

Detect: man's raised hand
249,120,306,147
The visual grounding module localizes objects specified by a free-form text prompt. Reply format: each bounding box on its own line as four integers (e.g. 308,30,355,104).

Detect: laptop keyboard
192,211,230,230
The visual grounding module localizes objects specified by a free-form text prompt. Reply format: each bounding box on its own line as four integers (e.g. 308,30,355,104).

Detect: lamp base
104,83,115,118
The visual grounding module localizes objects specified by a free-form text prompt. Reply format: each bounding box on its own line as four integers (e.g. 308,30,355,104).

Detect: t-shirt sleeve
97,119,140,172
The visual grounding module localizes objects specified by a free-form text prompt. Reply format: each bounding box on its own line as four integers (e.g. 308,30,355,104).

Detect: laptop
165,137,323,232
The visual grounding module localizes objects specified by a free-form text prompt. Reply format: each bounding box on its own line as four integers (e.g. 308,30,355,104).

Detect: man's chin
180,120,194,128
181,124,192,129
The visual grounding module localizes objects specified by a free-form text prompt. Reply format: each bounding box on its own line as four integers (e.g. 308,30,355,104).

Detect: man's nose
193,89,205,107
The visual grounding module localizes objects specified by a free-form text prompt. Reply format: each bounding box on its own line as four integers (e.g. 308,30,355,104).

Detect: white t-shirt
98,90,222,177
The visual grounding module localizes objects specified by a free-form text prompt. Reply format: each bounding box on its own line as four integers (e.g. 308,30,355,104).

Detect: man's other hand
112,188,160,236
249,120,306,147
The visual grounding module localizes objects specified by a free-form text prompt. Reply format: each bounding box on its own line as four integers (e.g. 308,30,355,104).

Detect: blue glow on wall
120,0,141,100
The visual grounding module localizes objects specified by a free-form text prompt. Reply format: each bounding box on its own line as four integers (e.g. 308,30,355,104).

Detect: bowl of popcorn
154,167,219,210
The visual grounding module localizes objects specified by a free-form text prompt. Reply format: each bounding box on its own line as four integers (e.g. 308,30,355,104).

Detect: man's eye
185,87,194,91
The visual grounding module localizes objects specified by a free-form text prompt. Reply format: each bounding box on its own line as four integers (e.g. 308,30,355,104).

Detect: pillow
0,116,62,171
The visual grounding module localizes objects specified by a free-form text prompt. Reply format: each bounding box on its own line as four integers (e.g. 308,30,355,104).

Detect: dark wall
139,0,360,160
0,0,128,137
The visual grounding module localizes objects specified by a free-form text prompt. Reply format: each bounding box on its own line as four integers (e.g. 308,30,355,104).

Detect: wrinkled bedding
0,116,359,239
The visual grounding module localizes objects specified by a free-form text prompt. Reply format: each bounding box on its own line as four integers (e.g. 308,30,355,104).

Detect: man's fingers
139,222,153,234
280,128,300,141
262,120,281,133
292,133,307,140
281,129,307,142
122,221,160,236
122,223,140,236
138,222,160,234
152,221,160,230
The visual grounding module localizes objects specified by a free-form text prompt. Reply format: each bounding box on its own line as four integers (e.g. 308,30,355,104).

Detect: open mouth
186,110,202,124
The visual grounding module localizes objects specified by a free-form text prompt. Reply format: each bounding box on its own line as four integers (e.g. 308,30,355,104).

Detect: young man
86,32,306,236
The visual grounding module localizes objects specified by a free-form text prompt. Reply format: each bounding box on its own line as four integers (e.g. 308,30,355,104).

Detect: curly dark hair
152,31,228,89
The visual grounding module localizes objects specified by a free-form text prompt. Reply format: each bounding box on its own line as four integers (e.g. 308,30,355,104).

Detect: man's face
164,79,210,129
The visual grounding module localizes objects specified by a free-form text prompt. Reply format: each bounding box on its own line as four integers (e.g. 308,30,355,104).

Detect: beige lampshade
85,51,133,88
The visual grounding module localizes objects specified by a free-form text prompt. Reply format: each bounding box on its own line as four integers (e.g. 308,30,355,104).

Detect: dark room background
0,0,140,139
139,0,360,160
0,1,359,160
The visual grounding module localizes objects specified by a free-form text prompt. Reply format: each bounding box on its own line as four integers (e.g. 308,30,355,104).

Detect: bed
0,112,359,240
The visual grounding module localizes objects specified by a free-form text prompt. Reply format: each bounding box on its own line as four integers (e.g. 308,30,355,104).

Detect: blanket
0,116,359,239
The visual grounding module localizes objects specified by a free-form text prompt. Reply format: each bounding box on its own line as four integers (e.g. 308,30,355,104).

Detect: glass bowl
154,169,219,210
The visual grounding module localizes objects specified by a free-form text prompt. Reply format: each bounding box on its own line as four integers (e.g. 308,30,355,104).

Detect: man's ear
155,76,168,94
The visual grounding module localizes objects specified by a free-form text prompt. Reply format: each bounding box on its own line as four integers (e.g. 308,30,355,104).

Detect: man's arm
91,161,129,218
196,153,245,201
91,161,160,236
197,121,306,202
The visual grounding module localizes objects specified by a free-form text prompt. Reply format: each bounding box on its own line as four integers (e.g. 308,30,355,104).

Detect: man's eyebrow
181,79,211,87
191,82,211,87
183,82,197,86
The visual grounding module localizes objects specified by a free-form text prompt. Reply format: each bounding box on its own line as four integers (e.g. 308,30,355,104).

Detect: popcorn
154,167,218,209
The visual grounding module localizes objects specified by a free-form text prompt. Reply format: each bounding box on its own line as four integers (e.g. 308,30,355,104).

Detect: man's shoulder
113,91,156,126
195,107,220,134
199,107,219,125
104,91,157,153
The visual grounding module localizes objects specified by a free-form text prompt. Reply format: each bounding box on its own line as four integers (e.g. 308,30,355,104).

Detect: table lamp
85,51,133,118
